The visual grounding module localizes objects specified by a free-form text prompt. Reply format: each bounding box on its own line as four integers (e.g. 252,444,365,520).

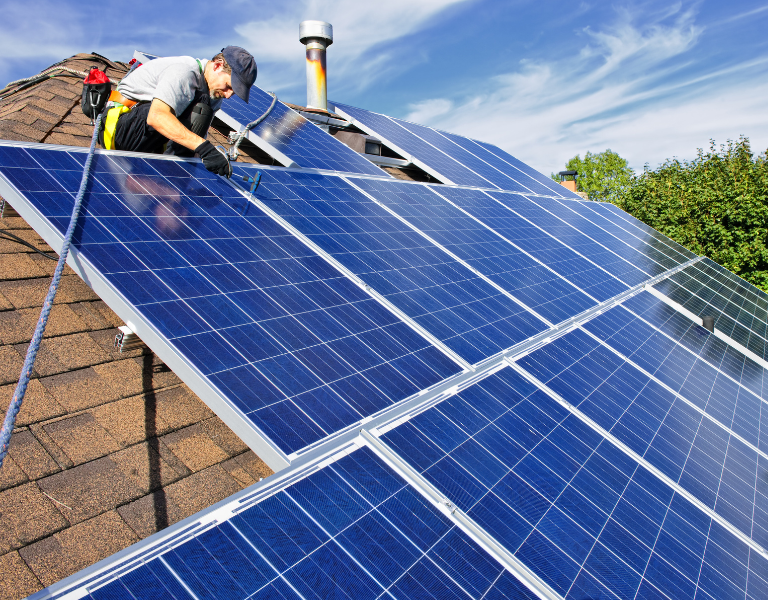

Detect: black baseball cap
221,46,257,103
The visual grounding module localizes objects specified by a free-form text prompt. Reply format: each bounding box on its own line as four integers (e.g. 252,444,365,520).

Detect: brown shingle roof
0,56,274,598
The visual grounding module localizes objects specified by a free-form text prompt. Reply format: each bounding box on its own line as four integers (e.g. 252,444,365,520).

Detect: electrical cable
0,113,102,468
228,92,277,160
0,229,59,260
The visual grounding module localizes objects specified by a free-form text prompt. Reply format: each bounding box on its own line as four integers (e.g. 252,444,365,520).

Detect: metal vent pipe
299,20,333,111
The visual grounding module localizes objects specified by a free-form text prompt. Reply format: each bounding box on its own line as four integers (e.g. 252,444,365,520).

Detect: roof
0,55,272,597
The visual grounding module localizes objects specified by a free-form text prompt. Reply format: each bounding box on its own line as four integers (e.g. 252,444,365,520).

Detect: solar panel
216,90,385,176
653,261,768,361
0,143,461,467
35,444,544,600
233,166,548,365
430,186,632,301
5,112,768,600
379,358,768,599
333,101,578,197
521,324,768,550
350,177,596,325
587,200,698,261
621,291,768,401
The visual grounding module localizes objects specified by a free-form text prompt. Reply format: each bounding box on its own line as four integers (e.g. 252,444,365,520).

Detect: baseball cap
221,46,257,103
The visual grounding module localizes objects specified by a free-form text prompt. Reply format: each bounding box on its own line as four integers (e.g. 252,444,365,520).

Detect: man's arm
146,98,205,151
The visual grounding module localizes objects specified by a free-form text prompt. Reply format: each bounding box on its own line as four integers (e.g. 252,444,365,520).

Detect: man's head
206,47,257,103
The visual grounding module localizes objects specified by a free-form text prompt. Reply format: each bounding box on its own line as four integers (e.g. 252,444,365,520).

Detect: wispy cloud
235,0,472,94
404,4,768,174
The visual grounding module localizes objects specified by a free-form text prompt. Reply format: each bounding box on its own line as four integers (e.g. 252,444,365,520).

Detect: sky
2,0,768,176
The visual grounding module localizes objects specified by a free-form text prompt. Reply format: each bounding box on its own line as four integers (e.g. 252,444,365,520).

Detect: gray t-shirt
117,56,223,115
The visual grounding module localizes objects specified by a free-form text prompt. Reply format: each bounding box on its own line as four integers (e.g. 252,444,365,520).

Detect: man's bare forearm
146,99,205,151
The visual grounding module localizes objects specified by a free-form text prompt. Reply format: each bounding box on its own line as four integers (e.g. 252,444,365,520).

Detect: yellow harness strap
103,104,131,150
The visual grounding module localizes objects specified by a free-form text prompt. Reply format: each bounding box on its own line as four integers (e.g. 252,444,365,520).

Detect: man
101,46,257,177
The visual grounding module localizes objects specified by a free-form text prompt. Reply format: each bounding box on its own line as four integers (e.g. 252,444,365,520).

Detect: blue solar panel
332,102,493,188
520,194,686,273
434,129,569,197
490,192,660,285
219,90,384,176
333,101,580,198
351,177,596,324
654,263,768,360
39,445,541,600
430,186,631,302
468,137,581,199
586,200,698,261
235,166,548,365
0,144,461,460
380,366,768,599
519,326,768,549
700,257,768,306
621,291,768,401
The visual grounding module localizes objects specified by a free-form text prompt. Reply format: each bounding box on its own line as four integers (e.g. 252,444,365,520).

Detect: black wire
0,229,58,260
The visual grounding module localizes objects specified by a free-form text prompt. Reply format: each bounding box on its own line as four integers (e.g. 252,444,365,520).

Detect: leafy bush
551,149,634,204
619,137,768,292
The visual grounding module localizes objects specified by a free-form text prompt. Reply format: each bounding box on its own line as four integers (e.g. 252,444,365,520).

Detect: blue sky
3,0,768,175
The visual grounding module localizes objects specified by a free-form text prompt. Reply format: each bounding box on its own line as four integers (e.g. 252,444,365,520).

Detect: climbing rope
0,114,103,468
228,92,277,160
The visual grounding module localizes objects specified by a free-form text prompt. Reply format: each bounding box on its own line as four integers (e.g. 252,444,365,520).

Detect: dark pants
102,95,214,156
109,102,167,154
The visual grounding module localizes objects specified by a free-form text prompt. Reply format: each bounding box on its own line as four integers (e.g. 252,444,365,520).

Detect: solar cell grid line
32,444,544,600
218,91,385,176
375,366,768,600
510,363,768,560
586,199,698,261
693,259,768,316
380,114,543,194
433,186,632,302
465,137,578,199
620,290,768,404
581,296,768,451
347,176,598,326
492,191,672,283
430,129,564,197
577,313,768,460
515,325,768,551
654,267,768,361
552,196,693,267
522,194,687,274
234,165,549,366
332,101,497,189
699,257,768,306
0,143,463,465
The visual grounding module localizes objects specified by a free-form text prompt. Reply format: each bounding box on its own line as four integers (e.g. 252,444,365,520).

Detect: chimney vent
299,20,333,112
558,170,578,193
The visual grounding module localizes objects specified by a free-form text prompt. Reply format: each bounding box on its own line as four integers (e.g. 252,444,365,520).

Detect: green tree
552,149,634,204
620,137,768,291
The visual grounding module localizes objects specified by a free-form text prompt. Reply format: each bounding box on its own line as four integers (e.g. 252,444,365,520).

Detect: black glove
195,140,232,178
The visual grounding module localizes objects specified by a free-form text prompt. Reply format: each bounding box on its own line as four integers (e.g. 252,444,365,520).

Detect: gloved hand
195,140,232,178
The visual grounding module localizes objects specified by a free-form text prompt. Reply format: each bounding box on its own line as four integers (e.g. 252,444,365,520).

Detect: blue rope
0,114,102,468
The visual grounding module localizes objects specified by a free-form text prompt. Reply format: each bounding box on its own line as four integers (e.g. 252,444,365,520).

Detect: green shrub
620,137,768,292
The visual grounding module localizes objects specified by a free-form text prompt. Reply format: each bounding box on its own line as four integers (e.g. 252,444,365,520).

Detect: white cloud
235,0,472,93
402,5,768,174
405,98,454,124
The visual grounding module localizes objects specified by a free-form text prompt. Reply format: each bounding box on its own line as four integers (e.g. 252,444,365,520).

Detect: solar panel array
1,107,765,600
332,101,579,198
